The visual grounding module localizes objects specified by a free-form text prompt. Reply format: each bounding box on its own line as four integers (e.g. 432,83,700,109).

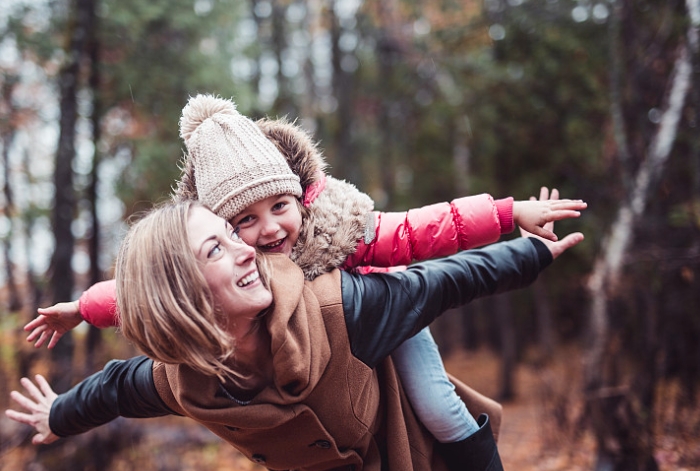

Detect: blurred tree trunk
460,302,480,351
1,76,22,312
328,0,360,186
495,292,516,401
690,0,700,199
50,0,94,393
84,0,102,375
532,274,555,360
299,0,320,126
16,157,42,383
375,0,401,208
584,1,694,466
271,0,292,114
249,0,263,109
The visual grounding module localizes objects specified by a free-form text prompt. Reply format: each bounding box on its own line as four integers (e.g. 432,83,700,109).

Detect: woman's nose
233,241,256,263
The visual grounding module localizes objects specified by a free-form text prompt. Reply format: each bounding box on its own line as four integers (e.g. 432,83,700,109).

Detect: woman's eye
230,226,242,241
208,243,221,258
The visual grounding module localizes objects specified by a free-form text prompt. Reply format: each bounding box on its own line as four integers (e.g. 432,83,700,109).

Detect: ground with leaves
1,345,698,470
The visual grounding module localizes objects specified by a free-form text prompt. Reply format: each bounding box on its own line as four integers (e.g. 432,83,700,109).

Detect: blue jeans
392,327,479,442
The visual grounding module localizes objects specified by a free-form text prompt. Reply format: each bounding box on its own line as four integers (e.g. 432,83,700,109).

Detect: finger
37,307,58,315
24,316,46,332
9,390,38,412
33,331,49,348
35,375,56,400
20,377,46,404
555,232,585,255
548,210,582,221
539,187,549,200
47,332,61,349
529,226,558,241
32,433,57,446
550,200,587,210
550,188,560,200
5,408,35,425
26,325,45,342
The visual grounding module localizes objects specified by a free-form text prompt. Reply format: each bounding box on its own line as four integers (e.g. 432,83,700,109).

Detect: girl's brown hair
115,200,270,382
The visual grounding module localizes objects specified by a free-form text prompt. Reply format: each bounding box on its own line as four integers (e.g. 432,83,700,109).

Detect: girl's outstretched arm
25,279,119,349
345,187,586,269
25,301,82,349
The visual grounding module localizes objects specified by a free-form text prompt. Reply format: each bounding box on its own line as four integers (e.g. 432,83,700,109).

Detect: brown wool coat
153,255,458,471
172,116,502,443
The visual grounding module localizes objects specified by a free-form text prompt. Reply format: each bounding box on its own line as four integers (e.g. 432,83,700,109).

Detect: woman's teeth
238,272,259,287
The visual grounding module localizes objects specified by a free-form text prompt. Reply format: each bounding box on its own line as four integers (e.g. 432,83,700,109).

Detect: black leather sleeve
49,355,176,437
341,237,552,368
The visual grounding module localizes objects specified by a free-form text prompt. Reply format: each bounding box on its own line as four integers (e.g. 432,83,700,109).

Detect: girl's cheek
238,228,258,247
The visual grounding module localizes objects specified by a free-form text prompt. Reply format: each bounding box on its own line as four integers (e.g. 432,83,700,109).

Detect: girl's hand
25,300,82,349
513,187,587,241
5,375,59,445
518,187,585,259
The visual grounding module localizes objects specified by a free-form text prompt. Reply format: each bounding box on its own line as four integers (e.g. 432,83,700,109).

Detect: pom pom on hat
180,94,238,143
179,94,302,221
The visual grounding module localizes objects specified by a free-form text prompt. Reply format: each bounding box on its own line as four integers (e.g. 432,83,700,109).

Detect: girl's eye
272,202,286,211
237,215,253,225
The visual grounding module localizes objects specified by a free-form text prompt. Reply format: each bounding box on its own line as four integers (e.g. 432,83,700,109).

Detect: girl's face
229,194,302,258
188,206,272,319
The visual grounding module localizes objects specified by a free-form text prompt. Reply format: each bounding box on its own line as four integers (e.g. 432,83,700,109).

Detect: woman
7,201,583,471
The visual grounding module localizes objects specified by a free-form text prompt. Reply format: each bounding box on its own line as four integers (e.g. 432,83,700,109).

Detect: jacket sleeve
79,279,120,328
343,194,514,269
341,237,551,368
49,356,176,437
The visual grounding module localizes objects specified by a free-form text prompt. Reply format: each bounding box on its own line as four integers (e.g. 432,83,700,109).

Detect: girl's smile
229,194,302,257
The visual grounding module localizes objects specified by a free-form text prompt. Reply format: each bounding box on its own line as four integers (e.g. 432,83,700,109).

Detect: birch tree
583,1,697,469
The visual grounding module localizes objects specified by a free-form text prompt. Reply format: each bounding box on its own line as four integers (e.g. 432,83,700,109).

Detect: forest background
0,0,698,470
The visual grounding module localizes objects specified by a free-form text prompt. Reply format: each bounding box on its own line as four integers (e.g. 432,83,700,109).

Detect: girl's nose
260,218,280,236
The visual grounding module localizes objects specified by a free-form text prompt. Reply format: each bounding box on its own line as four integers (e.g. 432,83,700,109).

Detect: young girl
26,95,586,470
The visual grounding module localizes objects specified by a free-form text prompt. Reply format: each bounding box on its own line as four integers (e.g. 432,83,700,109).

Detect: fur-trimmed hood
174,117,374,281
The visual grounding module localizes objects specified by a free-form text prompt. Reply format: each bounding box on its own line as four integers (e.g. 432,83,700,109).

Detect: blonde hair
115,200,270,382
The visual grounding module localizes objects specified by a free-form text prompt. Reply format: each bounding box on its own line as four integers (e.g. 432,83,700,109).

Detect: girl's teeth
263,239,283,248
237,272,259,287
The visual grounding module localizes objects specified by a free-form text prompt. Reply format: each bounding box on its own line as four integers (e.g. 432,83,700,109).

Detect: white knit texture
180,95,301,220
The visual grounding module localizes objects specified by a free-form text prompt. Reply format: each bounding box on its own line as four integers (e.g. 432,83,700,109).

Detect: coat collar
163,255,330,417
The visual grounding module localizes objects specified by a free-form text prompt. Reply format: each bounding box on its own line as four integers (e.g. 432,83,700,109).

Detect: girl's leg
392,327,478,442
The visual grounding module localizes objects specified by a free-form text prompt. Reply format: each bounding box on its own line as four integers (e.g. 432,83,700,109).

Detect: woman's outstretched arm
6,356,175,442
342,230,583,369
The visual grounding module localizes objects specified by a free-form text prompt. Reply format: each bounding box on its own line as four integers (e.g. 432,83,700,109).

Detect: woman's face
188,206,272,319
229,194,302,257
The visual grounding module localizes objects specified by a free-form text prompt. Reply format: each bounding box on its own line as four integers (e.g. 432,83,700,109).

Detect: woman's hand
518,187,585,259
25,300,82,349
513,187,587,241
5,375,60,445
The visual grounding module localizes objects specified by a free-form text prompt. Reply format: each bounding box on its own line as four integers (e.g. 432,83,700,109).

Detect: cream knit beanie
179,94,302,221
